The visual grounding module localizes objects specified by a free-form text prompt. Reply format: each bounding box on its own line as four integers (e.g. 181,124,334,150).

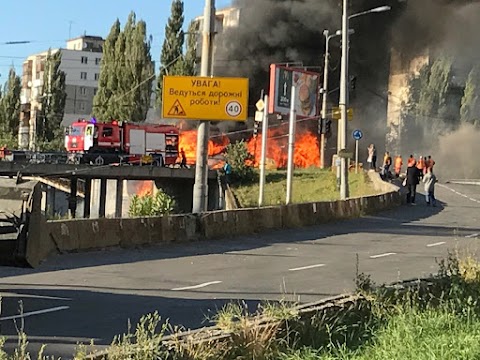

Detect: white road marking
0,306,70,321
439,184,480,204
427,241,446,247
465,233,479,239
289,264,326,272
370,252,396,259
171,281,222,291
0,292,71,301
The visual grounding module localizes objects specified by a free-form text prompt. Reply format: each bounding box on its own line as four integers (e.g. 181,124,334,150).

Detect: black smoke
214,0,480,166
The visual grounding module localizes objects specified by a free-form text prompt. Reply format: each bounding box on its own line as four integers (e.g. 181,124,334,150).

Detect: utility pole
258,94,269,207
320,30,331,170
286,86,296,205
339,0,350,200
192,0,215,213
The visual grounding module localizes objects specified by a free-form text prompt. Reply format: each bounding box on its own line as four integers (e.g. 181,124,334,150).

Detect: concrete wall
27,173,402,266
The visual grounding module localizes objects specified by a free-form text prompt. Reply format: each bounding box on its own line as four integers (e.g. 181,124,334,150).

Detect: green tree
183,20,198,76
401,56,456,147
417,57,453,120
460,65,480,127
93,12,154,122
156,0,185,109
0,68,21,140
225,141,255,184
37,50,67,150
128,190,176,217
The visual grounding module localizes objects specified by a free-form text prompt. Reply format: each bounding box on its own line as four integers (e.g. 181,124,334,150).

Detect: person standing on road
367,144,377,170
416,156,426,180
382,151,392,178
394,155,403,178
406,160,420,205
422,167,438,206
426,155,435,171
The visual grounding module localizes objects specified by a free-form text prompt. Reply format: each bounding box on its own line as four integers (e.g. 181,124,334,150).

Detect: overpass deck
0,162,217,180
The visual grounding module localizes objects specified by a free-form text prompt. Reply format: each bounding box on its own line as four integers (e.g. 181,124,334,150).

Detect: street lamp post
321,29,353,171
338,3,391,200
320,30,336,169
339,0,350,200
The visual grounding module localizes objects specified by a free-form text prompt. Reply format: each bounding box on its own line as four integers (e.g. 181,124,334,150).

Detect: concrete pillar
69,177,78,218
46,185,56,217
115,179,124,218
83,178,92,218
99,178,107,218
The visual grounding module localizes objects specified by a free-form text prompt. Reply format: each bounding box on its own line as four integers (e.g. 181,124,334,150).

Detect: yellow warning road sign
167,99,187,116
162,76,249,121
331,107,354,121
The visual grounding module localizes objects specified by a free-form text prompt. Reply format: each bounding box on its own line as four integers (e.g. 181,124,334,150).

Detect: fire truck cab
65,118,179,166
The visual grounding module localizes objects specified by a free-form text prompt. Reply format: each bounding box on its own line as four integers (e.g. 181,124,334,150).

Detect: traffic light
350,76,357,91
324,119,332,134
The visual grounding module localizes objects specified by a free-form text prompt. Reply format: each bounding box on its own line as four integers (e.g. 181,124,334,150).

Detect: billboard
162,76,249,121
268,64,321,118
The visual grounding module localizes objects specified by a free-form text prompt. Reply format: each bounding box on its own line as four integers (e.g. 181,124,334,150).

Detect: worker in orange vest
416,156,426,179
426,155,435,171
394,155,403,178
407,155,416,168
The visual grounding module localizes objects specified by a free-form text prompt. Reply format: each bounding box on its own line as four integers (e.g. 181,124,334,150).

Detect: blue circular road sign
352,129,363,141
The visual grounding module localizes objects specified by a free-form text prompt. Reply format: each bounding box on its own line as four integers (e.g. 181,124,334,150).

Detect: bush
225,140,256,184
128,189,175,217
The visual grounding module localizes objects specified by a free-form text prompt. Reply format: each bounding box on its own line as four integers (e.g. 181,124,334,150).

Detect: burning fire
135,181,154,197
179,130,230,165
247,129,320,169
178,126,320,170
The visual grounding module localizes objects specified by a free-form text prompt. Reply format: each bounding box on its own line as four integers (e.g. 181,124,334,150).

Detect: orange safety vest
416,158,425,170
394,157,402,170
426,158,435,169
407,158,416,167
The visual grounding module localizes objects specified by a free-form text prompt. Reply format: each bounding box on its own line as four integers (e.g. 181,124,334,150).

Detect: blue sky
0,0,232,84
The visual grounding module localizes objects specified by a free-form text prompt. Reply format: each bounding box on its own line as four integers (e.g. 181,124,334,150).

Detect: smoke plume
434,124,480,179
212,0,480,174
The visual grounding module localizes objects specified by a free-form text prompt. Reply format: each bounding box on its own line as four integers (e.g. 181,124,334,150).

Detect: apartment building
193,6,241,72
19,35,104,150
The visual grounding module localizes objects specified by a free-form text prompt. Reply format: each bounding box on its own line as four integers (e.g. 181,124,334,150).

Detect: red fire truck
65,118,179,166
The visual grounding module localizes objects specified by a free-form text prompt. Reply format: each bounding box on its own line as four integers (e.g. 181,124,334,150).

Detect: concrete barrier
26,172,402,266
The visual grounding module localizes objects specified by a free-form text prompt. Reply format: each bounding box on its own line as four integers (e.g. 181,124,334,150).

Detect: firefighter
416,156,426,179
180,148,187,168
394,155,403,178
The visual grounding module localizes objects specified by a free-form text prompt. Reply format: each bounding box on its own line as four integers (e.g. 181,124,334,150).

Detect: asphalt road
0,182,479,358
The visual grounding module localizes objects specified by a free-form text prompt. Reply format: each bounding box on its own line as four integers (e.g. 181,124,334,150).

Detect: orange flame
179,130,230,165
247,128,320,169
178,126,320,170
135,181,154,197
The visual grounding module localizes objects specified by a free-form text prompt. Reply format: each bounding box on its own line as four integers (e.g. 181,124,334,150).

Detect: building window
93,88,98,95
79,87,87,96
95,58,101,65
80,72,87,80
78,101,86,111
94,73,100,81
81,56,88,64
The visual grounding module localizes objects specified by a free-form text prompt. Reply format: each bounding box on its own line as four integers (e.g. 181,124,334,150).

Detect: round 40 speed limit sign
225,100,242,118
